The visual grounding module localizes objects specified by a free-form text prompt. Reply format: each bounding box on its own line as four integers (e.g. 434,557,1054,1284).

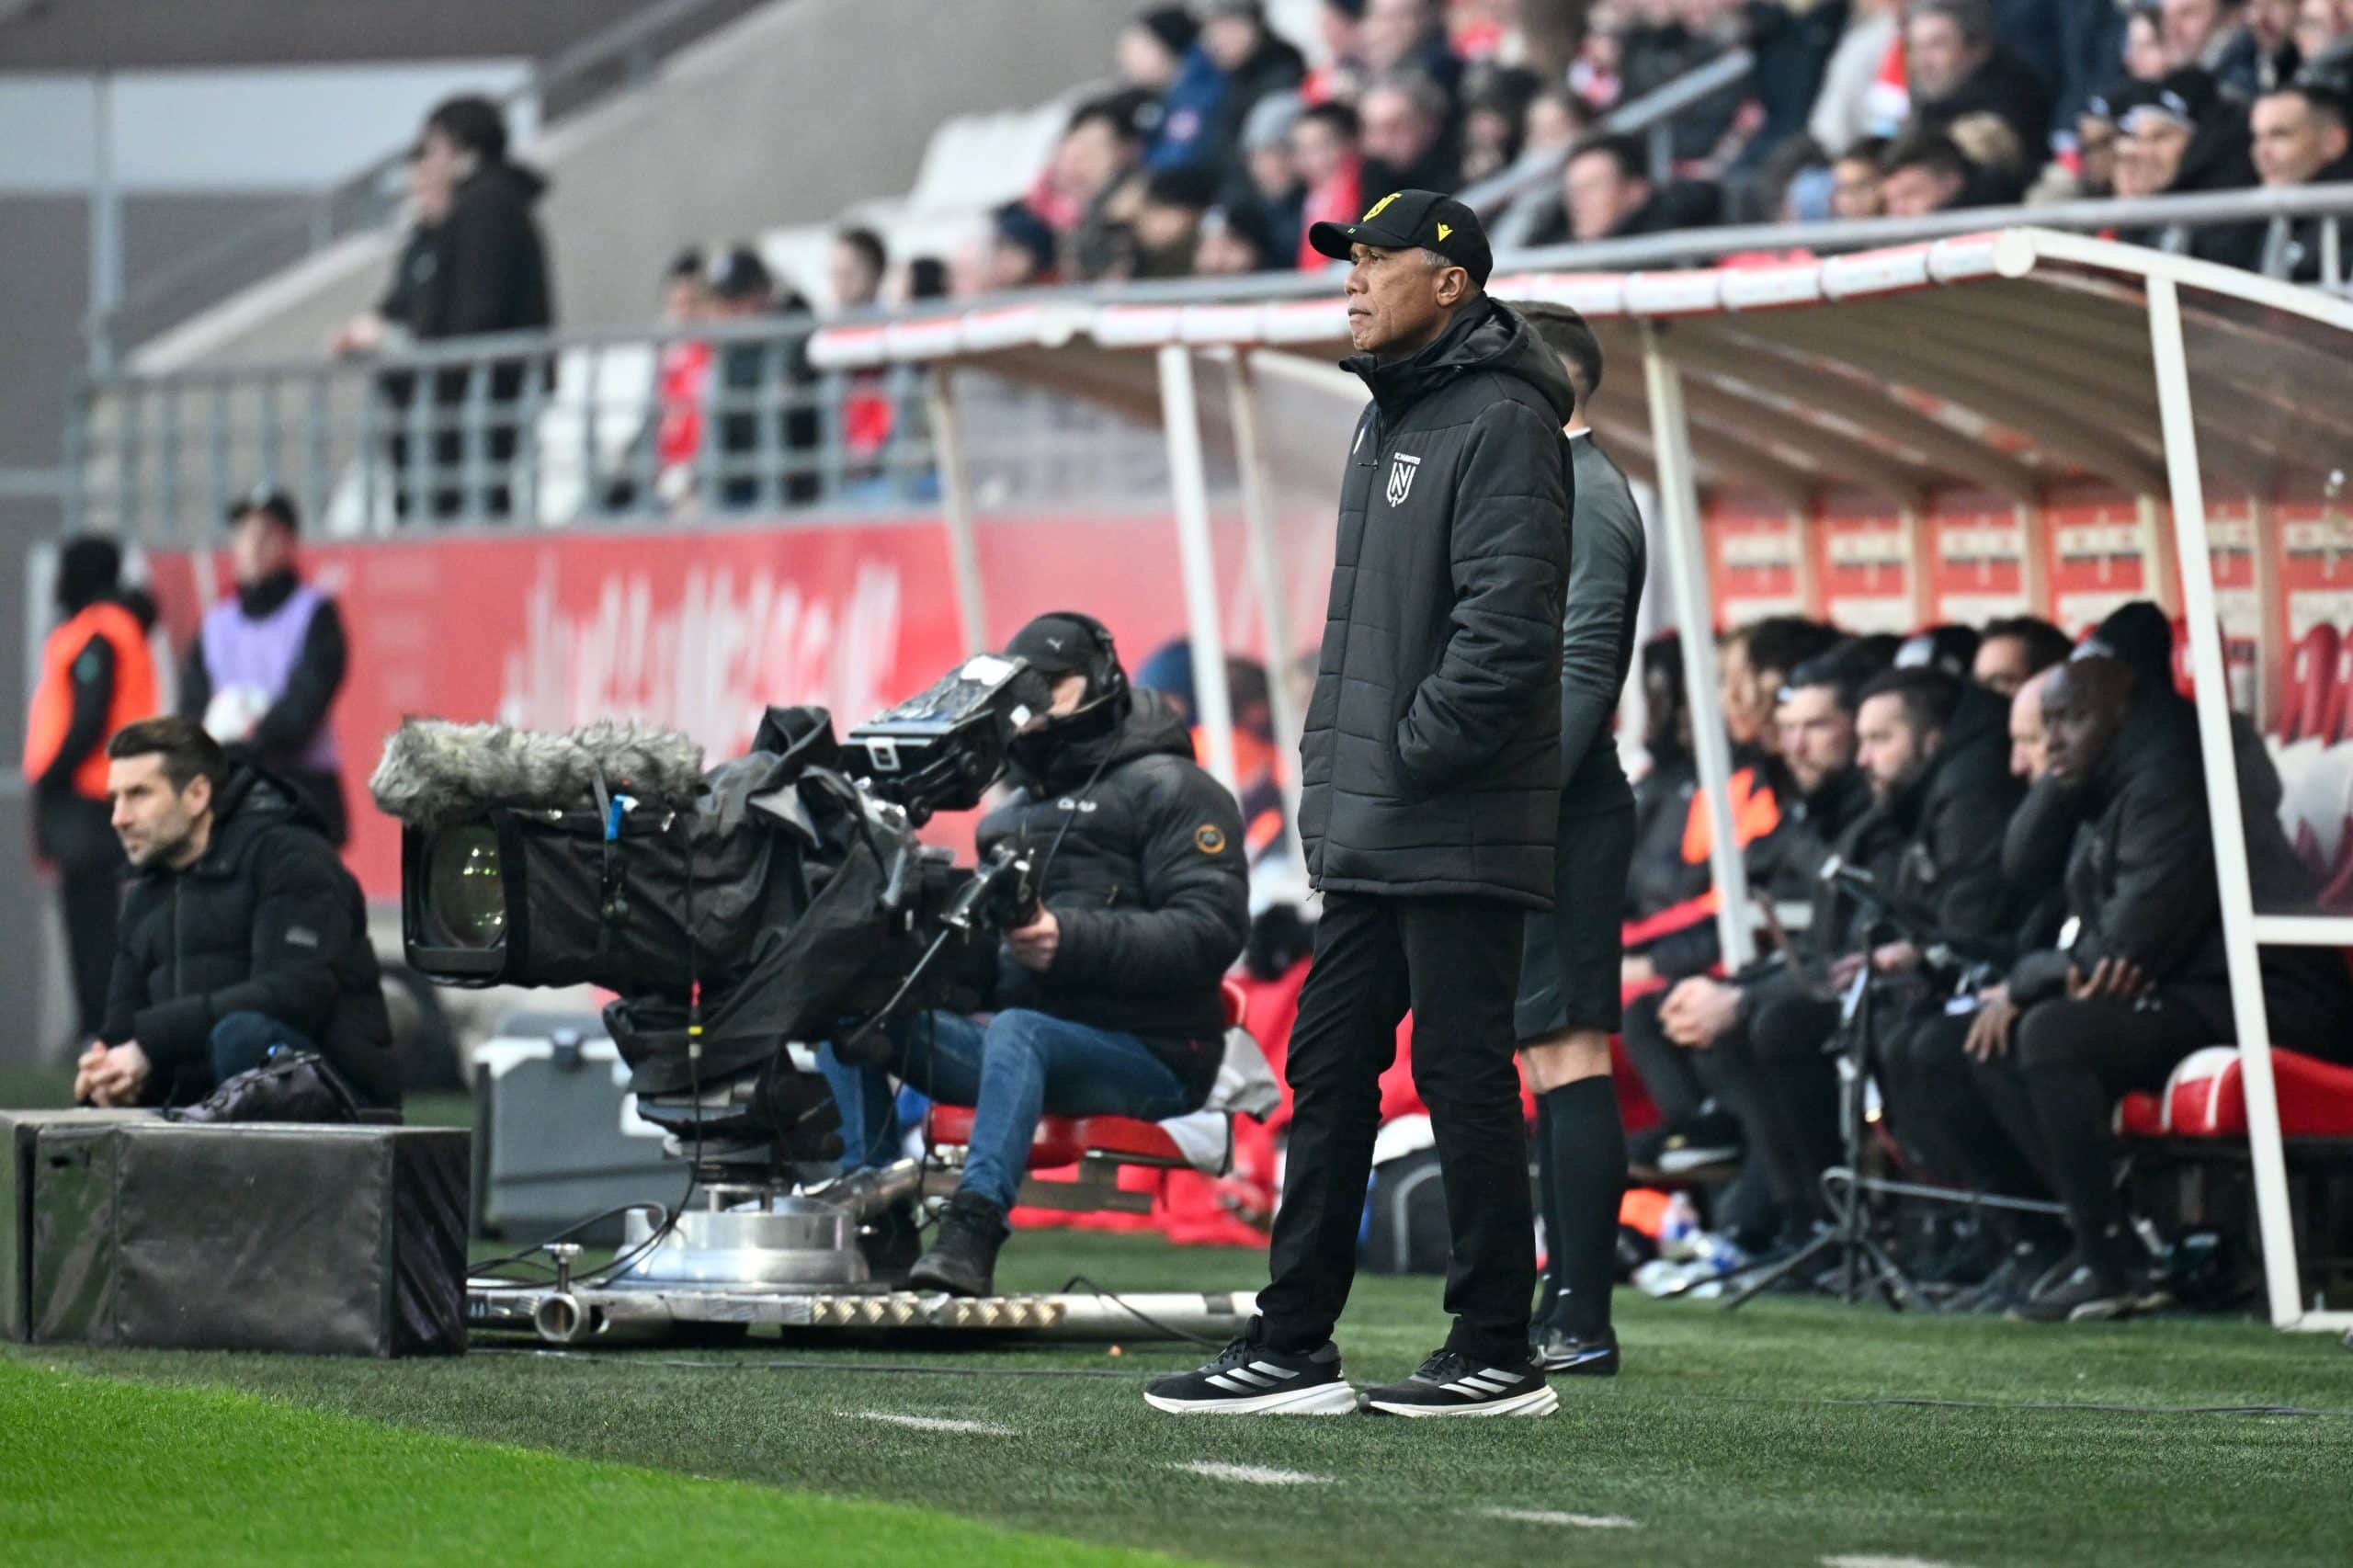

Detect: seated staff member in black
1505,301,1643,1377
1150,192,1574,1417
1967,657,2353,1323
1884,665,2075,1308
1649,641,1892,1258
74,717,397,1110
1628,635,1882,1187
1840,667,2031,1269
817,612,1250,1298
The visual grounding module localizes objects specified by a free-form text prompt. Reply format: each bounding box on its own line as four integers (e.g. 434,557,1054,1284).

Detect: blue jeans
207,1012,319,1087
818,1008,1192,1213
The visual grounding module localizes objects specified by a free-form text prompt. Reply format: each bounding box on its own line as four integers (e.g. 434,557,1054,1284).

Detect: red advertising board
149,511,1233,900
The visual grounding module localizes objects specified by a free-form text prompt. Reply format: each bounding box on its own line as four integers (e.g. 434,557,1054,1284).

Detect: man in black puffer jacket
74,717,396,1111
819,613,1249,1299
1149,192,1574,1420
1968,658,2353,1322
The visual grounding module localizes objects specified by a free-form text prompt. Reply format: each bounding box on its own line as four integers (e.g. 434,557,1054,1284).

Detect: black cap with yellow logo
1306,187,1493,285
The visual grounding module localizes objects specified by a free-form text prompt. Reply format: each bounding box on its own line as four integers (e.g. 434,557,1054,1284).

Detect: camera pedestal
468,1172,1258,1346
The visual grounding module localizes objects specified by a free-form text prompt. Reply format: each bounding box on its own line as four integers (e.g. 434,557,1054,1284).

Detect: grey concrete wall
138,0,1127,370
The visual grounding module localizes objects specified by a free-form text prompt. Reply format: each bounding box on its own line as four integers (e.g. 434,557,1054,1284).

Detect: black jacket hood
465,160,548,206
1344,297,1578,428
1009,688,1195,795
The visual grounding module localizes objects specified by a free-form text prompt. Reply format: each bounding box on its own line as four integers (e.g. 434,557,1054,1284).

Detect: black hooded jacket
101,766,396,1107
1888,679,2025,951
415,162,554,406
2004,687,2350,1050
978,690,1249,1098
1299,298,1577,909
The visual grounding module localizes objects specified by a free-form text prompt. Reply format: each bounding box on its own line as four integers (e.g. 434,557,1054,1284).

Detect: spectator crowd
963,0,2353,290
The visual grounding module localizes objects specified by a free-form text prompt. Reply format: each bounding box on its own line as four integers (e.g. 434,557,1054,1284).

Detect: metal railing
1461,48,1757,248
87,0,764,369
67,184,2353,544
67,313,1178,545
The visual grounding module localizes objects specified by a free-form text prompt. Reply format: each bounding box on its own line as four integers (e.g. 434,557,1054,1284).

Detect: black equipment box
3,1109,152,1342
472,1013,675,1244
21,1118,469,1357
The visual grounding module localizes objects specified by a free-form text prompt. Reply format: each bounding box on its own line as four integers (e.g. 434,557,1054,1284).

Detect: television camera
376,653,1251,1345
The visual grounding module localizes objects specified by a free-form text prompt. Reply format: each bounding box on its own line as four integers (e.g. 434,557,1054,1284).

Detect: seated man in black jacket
1627,638,1875,1183
817,613,1249,1298
74,717,397,1110
1972,658,2353,1322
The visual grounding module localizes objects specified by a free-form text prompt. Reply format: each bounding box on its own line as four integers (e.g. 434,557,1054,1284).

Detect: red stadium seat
2112,1045,2353,1142
2325,628,2353,744
2285,623,2338,743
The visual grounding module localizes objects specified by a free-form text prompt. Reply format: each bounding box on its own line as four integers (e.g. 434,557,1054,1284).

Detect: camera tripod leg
1718,1227,1841,1311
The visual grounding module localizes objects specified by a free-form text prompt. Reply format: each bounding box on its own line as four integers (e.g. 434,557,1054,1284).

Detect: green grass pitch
9,1228,2353,1567
6,1068,2353,1564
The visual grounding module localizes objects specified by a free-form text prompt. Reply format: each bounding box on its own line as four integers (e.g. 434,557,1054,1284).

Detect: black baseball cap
1005,612,1106,676
1306,187,1493,285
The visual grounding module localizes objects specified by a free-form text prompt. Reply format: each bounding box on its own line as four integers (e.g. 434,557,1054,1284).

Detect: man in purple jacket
179,490,350,845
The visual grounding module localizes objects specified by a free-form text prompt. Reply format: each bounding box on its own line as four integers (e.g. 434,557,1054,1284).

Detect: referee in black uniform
1507,303,1643,1376
1147,191,1574,1418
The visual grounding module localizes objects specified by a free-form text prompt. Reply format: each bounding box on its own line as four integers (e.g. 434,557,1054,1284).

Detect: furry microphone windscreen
369,718,707,828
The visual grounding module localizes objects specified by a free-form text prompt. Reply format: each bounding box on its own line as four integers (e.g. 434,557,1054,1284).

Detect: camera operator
1966,656,2353,1322
74,717,397,1111
818,612,1248,1298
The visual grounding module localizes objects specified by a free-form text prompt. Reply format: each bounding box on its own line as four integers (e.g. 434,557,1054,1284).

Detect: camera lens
426,824,506,949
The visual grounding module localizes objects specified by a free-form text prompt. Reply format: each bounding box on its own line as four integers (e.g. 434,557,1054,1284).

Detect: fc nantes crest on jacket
1385,451,1420,506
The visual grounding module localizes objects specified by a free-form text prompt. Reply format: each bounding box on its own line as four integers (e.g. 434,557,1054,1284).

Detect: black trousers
1619,986,1721,1123
1260,891,1534,1366
1982,993,2214,1268
1886,1008,2053,1204
1704,971,1842,1230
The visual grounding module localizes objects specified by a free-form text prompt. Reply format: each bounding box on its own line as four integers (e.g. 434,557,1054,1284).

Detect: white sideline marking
1824,1556,1975,1568
1169,1461,1331,1486
841,1411,1016,1437
1477,1507,1637,1529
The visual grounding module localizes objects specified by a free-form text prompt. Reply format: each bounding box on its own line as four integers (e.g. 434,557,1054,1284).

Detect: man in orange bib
25,538,159,1040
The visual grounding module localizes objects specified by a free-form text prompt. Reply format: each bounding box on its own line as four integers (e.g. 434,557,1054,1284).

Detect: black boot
908,1191,1010,1298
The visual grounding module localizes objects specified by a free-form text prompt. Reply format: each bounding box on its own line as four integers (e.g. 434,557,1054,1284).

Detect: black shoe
1530,1324,1620,1377
1912,1223,2006,1289
1961,1238,2067,1315
906,1191,1009,1298
2007,1261,2173,1323
1142,1334,1358,1415
1363,1348,1558,1418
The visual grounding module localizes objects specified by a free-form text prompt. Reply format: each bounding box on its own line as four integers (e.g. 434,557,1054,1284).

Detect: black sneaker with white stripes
1142,1336,1358,1415
1362,1349,1558,1418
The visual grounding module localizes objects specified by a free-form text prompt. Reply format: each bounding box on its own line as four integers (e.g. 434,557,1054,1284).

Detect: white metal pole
926,366,987,658
1223,349,1302,856
2015,501,2051,619
1642,324,1755,969
1155,345,1239,792
88,73,122,379
2146,276,2305,1329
